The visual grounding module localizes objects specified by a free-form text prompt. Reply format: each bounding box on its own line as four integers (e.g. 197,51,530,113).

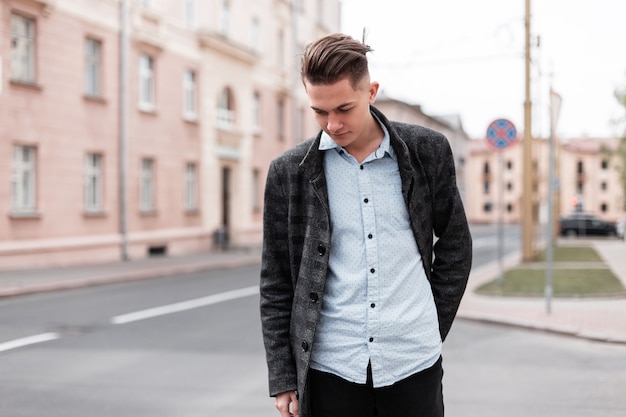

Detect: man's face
304,77,379,150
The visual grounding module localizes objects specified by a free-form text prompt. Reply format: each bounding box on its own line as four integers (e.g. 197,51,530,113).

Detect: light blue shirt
310,117,441,388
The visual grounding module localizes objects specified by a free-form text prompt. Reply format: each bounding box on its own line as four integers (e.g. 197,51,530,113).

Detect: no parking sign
486,119,518,151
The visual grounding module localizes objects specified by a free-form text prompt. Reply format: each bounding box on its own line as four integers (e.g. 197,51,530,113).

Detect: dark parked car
559,213,617,237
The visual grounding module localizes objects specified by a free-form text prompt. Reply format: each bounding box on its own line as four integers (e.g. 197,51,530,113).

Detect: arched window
217,87,235,129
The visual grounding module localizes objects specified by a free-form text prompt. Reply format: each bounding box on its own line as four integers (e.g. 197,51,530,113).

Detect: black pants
309,356,444,417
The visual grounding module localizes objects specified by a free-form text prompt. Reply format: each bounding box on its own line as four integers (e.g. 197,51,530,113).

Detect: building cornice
197,30,257,65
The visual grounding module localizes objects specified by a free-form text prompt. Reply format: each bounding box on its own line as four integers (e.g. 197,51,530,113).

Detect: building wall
0,0,341,270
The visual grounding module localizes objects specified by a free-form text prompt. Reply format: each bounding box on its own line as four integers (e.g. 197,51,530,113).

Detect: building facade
466,136,626,225
1,0,340,269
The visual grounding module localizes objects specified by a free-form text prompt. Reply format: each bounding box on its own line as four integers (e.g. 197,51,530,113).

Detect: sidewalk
458,239,626,344
0,241,624,344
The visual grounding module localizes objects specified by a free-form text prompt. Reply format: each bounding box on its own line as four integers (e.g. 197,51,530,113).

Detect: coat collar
298,106,416,195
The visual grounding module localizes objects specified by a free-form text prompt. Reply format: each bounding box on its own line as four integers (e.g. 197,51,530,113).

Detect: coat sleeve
429,136,472,341
259,160,298,396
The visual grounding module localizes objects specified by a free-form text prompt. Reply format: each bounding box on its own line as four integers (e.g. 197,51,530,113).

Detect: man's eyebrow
310,102,354,112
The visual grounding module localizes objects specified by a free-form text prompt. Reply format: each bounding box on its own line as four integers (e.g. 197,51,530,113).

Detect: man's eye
338,108,352,113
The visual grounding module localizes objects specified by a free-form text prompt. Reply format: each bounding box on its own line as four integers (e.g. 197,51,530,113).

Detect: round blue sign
486,119,518,150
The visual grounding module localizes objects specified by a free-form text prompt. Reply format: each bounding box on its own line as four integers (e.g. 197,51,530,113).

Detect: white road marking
111,285,259,325
0,332,60,353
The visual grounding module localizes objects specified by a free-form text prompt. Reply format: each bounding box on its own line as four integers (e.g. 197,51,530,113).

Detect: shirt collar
318,111,396,160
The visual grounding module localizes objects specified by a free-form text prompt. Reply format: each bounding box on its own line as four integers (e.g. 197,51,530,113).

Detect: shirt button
302,341,309,352
360,165,364,170
368,233,373,239
310,292,319,303
369,337,374,343
317,245,326,256
364,198,369,203
370,268,375,273
370,303,376,308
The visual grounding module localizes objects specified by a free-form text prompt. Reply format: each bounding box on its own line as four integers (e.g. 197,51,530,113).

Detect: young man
260,33,472,417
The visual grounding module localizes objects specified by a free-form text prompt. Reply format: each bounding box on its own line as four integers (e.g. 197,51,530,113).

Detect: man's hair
300,33,373,89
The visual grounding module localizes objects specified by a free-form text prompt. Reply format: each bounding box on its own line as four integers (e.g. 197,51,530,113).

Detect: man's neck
345,115,384,164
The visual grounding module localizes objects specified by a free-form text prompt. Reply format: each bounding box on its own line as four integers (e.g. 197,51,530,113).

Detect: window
252,169,260,212
140,158,155,212
483,181,490,194
507,160,513,170
183,69,197,119
84,38,102,97
601,159,609,170
277,98,285,140
184,0,195,28
506,182,513,191
277,29,285,67
185,163,197,211
139,54,155,110
220,0,230,37
252,92,261,130
217,87,235,129
251,18,260,52
600,203,608,213
483,202,492,213
577,181,584,194
577,160,584,174
11,14,36,83
12,145,37,213
85,153,103,212
483,161,490,175
601,181,607,191
507,203,513,213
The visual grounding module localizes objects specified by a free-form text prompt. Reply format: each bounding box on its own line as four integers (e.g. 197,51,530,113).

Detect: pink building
1,0,340,270
465,135,626,225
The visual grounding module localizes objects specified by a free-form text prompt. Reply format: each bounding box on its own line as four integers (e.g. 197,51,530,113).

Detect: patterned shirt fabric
309,117,442,388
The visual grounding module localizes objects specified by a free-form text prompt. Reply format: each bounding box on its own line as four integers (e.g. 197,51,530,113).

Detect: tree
614,78,626,210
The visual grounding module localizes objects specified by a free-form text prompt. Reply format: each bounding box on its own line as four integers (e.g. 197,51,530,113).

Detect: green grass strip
476,268,626,298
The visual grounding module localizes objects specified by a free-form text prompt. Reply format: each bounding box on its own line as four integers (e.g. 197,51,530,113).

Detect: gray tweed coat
259,106,472,416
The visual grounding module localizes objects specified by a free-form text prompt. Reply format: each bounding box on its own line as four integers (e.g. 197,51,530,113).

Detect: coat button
302,341,309,352
317,245,326,256
310,292,319,303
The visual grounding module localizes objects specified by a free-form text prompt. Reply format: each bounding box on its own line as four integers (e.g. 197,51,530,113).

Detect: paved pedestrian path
458,239,626,344
1,240,624,344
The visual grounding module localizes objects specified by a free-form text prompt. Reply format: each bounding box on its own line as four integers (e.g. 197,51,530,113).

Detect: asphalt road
1,226,625,416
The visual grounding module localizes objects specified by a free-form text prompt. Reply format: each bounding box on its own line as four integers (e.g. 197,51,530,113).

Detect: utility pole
119,0,129,261
522,0,534,261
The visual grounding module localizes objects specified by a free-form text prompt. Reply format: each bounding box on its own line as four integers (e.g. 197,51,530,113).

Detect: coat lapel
298,133,330,213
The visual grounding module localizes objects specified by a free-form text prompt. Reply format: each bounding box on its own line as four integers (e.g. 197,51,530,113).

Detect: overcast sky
340,0,626,140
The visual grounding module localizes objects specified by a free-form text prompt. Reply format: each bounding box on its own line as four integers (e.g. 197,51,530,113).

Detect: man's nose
327,113,342,132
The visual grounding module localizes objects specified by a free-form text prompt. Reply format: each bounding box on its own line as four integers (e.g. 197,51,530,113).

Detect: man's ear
368,81,380,104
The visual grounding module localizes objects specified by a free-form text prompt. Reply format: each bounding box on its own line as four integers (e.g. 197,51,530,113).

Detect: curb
0,256,262,299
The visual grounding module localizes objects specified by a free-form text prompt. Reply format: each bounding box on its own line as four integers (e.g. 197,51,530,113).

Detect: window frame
11,145,37,213
184,162,198,211
10,13,36,84
184,0,195,29
140,158,155,212
138,54,155,111
217,87,235,129
85,153,104,213
84,37,103,97
183,69,197,120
